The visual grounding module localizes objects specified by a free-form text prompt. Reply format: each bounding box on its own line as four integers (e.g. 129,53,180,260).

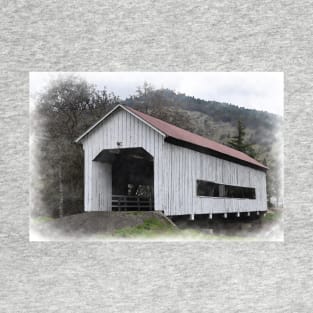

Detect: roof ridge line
126,106,267,170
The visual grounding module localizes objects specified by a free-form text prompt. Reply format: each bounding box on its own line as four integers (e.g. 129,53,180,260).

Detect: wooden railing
112,195,154,211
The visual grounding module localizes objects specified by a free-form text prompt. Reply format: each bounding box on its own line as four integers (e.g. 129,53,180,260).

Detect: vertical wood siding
82,108,267,215
82,109,164,211
90,162,111,211
161,143,267,216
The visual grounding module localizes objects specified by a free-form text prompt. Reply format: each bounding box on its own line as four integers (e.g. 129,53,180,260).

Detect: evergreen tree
228,120,258,158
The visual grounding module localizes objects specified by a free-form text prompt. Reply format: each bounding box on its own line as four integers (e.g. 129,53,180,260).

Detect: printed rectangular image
29,72,283,241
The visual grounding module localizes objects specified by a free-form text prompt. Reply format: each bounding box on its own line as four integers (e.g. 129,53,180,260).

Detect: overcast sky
30,72,284,116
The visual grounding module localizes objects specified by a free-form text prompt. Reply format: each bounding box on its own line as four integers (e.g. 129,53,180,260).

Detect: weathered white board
81,107,267,215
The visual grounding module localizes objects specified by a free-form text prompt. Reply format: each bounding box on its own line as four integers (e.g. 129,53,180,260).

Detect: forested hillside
125,87,281,153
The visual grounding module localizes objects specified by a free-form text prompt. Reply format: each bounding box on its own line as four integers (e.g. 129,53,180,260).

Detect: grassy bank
30,210,283,241
261,209,281,223
113,216,247,240
114,217,177,238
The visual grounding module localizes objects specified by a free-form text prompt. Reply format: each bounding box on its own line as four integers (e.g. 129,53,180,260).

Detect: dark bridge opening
95,148,154,211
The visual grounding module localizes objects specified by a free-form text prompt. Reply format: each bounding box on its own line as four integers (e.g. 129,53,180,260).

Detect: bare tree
33,75,119,217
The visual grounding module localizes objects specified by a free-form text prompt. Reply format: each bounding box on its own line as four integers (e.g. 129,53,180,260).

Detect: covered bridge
75,105,267,217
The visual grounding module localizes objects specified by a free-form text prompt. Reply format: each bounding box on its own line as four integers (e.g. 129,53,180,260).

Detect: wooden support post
224,213,227,219
190,214,194,221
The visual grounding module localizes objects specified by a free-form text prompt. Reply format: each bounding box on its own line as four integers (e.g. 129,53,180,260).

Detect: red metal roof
127,106,267,170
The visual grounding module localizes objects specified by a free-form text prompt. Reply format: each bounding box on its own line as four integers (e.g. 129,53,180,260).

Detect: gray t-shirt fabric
1,1,313,312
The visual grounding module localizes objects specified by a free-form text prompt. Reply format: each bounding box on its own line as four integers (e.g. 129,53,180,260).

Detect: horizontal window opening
196,180,256,199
